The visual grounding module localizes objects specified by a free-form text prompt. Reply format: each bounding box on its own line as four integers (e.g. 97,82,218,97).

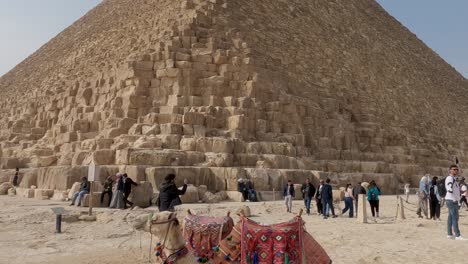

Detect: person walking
315,180,324,215
445,165,466,240
367,181,380,218
301,178,316,215
404,183,410,203
321,179,337,219
70,177,90,207
283,180,295,213
110,174,125,209
122,173,138,209
352,182,366,217
416,175,429,219
428,176,441,220
460,182,468,210
157,173,188,212
342,184,354,218
100,176,114,207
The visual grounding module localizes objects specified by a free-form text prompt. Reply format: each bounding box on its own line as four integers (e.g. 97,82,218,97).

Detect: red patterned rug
302,231,332,264
183,213,234,259
240,216,304,264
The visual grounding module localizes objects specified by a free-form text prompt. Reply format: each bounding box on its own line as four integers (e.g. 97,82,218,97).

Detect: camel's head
148,211,180,236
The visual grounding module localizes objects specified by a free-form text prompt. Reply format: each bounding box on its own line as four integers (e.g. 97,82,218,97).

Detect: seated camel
143,210,331,264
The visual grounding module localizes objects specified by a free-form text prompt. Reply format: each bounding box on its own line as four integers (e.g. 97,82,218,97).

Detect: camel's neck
162,226,186,258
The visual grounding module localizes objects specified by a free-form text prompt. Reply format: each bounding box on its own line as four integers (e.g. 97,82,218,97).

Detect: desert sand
0,195,467,264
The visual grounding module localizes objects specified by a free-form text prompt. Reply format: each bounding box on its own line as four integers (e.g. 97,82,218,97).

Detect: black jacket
283,184,295,197
321,184,333,202
352,185,366,199
301,183,316,199
158,182,187,211
123,177,138,195
80,181,90,192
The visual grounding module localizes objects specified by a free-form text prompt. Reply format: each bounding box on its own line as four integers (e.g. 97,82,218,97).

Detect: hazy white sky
0,0,466,78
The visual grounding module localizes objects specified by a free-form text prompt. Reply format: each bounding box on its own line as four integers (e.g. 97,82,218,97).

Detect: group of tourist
283,178,381,219
69,173,138,209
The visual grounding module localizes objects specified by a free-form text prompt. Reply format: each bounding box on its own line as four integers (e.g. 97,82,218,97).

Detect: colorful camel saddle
183,211,234,259
240,216,304,264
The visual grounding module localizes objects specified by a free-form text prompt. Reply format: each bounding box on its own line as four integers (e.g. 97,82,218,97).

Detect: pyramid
1,0,467,195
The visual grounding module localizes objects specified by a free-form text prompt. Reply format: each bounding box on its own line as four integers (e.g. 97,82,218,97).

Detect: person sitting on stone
70,177,90,206
245,179,258,202
237,178,248,201
122,173,138,209
157,173,188,212
101,176,113,207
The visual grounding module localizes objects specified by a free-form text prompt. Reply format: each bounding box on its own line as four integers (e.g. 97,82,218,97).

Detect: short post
51,207,65,233
273,188,275,201
56,214,62,233
357,194,367,223
396,196,406,220
88,181,93,216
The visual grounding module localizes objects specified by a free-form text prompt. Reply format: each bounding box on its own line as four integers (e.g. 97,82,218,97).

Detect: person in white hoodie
445,165,466,240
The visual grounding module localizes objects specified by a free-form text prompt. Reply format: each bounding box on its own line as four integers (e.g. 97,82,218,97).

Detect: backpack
437,177,447,197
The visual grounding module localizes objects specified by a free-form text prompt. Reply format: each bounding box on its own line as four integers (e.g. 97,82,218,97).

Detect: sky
0,0,466,78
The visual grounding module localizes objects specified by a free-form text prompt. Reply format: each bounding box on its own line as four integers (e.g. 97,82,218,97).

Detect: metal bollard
56,214,62,233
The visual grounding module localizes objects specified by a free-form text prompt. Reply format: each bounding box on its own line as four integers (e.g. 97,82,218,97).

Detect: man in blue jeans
301,178,316,215
70,177,90,207
445,165,467,240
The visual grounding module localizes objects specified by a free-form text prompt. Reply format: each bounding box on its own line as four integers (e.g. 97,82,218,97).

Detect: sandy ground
0,195,467,264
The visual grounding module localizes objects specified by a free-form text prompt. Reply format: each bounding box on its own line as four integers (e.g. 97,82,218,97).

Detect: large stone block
129,181,154,208
0,182,13,195
34,189,54,199
16,188,35,198
179,184,199,203
37,166,88,190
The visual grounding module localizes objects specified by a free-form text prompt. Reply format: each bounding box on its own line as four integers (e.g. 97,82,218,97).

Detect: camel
142,209,331,264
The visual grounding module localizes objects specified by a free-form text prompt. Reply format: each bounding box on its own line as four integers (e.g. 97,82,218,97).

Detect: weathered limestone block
145,167,175,191
34,189,54,199
129,181,153,208
212,138,234,153
202,191,227,203
37,166,87,190
51,191,68,201
89,149,116,165
81,192,108,207
332,189,345,203
180,137,197,151
1,158,19,169
198,185,208,199
160,123,183,135
293,184,303,200
133,136,162,149
7,188,16,196
15,188,35,198
142,124,160,135
0,182,13,195
72,151,91,166
179,184,199,203
226,191,244,202
120,165,148,182
205,153,234,167
157,134,182,149
183,112,205,125
245,168,271,191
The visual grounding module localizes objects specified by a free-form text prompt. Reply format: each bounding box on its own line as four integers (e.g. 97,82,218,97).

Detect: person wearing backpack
416,175,429,219
367,181,380,218
445,165,466,240
428,176,441,220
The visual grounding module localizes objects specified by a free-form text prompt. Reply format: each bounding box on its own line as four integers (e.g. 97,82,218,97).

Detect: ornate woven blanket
183,214,234,259
240,217,304,264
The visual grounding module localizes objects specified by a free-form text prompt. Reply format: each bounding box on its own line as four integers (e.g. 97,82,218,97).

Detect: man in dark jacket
237,179,248,201
321,178,337,219
12,167,19,187
157,174,188,212
283,180,295,213
301,178,316,215
352,182,366,218
122,173,138,209
70,177,90,206
101,176,113,207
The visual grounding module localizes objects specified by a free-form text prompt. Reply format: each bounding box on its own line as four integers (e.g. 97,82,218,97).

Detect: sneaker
455,236,468,241
447,235,454,240
332,215,338,218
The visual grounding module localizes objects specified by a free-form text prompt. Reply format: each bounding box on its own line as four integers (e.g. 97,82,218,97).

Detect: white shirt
445,175,461,201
